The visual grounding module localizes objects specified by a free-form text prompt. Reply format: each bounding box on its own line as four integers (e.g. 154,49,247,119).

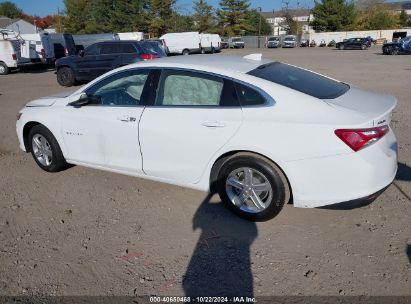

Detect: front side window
85,44,101,56
85,70,150,106
156,70,224,106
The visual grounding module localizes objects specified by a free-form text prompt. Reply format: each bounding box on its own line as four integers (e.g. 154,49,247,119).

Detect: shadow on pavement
406,245,411,264
183,193,257,297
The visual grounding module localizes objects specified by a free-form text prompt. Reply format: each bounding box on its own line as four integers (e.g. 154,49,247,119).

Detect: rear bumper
286,129,398,208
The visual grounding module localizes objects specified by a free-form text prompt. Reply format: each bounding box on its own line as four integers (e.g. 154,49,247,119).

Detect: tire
28,124,69,172
200,48,205,54
216,154,290,221
339,45,344,50
211,47,215,54
361,44,366,50
0,62,10,75
391,48,399,55
57,67,76,87
182,49,190,55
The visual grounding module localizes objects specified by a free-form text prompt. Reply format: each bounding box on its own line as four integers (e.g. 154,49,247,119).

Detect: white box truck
160,32,201,55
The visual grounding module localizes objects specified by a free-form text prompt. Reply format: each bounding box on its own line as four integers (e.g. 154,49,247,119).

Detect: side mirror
78,50,85,57
68,93,91,107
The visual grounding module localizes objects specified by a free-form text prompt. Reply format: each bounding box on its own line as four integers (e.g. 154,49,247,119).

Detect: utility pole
258,7,262,48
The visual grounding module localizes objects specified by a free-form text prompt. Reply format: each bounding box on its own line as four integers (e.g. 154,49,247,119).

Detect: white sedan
16,54,398,221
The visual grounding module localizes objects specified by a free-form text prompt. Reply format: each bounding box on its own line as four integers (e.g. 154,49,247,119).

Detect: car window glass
156,70,224,106
85,44,101,56
101,44,116,54
86,70,149,106
120,44,136,54
235,82,266,106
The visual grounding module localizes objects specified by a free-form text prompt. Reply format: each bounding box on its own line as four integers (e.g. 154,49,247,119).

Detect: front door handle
202,121,226,128
118,116,136,122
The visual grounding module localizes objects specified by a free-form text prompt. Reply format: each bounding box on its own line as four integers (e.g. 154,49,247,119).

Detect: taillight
335,125,389,152
12,54,17,60
64,47,68,56
140,54,159,60
40,48,45,58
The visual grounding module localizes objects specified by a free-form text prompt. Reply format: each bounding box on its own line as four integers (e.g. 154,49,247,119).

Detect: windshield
284,37,295,41
248,62,349,99
232,38,243,42
268,37,279,41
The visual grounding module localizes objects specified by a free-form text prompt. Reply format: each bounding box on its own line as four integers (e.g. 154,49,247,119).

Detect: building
261,9,313,36
0,16,37,34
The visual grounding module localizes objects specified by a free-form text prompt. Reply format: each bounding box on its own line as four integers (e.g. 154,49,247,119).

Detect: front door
61,69,152,173
139,69,243,184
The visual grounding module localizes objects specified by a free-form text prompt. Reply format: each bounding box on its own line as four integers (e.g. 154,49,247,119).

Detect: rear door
139,69,243,184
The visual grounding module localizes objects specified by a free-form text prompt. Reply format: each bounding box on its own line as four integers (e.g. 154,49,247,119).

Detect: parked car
228,37,245,48
382,36,411,55
55,40,166,86
16,54,398,221
160,32,201,55
327,40,336,47
319,39,326,47
336,38,369,50
220,37,229,49
309,40,317,47
300,39,309,47
282,35,297,48
267,37,280,48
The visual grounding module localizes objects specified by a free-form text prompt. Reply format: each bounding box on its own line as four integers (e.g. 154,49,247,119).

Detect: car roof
127,55,272,74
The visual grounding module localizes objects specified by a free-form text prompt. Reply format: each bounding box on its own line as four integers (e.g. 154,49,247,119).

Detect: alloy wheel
32,134,53,166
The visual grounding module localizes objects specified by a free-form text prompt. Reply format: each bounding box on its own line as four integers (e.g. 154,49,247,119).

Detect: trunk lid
324,87,397,127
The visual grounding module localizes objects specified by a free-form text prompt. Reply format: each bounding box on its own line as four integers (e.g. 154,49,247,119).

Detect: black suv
336,38,369,50
55,40,166,86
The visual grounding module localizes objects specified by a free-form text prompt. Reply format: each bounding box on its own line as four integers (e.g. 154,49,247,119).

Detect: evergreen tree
149,0,175,37
193,0,214,33
399,10,407,27
217,0,250,36
244,10,272,36
310,0,357,32
64,0,92,34
0,1,23,18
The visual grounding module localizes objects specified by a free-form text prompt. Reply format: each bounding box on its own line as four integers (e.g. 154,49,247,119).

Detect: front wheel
339,45,344,50
57,67,76,86
182,49,190,55
28,124,69,172
391,48,399,55
217,155,290,221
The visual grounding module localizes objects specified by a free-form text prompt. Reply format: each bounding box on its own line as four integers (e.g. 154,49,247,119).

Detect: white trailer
160,32,201,55
118,32,144,41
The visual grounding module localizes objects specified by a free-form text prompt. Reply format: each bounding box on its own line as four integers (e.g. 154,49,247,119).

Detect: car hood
324,87,397,126
56,55,77,65
26,90,75,107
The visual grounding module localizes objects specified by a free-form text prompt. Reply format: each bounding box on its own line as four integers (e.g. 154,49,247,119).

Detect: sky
0,0,402,17
1,0,316,17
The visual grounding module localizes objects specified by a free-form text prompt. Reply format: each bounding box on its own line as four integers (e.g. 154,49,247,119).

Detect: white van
160,32,201,55
0,39,18,74
118,32,144,41
199,34,221,53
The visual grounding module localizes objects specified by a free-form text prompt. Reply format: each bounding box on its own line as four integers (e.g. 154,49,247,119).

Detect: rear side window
120,44,137,54
139,42,166,57
248,62,349,99
235,82,266,106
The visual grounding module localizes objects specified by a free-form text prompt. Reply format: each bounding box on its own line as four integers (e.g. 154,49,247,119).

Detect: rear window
139,42,166,57
247,62,349,99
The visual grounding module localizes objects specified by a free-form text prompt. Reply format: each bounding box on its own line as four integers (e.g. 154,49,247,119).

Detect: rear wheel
217,155,290,221
57,67,75,87
0,62,9,75
361,44,366,50
339,44,345,50
182,49,190,55
200,48,206,54
28,125,69,172
391,48,399,55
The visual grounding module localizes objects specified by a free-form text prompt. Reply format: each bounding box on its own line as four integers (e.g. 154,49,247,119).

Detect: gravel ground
0,46,410,298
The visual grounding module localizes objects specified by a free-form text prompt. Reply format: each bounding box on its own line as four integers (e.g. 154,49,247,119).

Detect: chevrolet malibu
16,54,398,221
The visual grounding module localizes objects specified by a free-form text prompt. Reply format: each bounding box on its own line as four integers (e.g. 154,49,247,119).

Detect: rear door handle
202,121,226,128
118,116,136,122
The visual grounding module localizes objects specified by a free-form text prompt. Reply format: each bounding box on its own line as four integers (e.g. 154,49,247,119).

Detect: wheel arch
209,150,293,204
22,121,41,152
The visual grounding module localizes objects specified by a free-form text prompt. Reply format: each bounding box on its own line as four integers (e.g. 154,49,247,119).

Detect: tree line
1,0,410,36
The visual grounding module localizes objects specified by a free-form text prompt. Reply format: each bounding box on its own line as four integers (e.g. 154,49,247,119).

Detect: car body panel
17,55,398,209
